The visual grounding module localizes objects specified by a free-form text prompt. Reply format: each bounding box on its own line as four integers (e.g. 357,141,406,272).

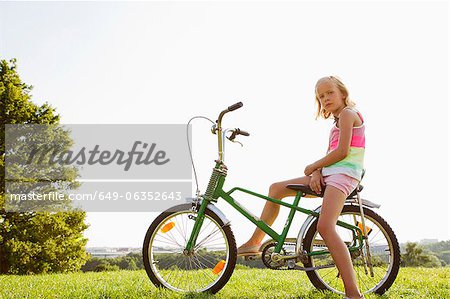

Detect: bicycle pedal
287,260,296,269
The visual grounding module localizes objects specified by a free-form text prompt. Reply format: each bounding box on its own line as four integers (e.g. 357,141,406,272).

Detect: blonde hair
315,75,355,119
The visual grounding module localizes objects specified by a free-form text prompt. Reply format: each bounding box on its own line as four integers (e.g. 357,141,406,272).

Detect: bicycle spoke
174,215,187,244
167,230,183,248
153,239,184,251
198,219,214,239
190,256,214,285
181,214,188,242
154,233,182,246
181,258,189,290
196,253,218,269
368,228,382,243
164,258,184,285
197,236,225,249
153,237,183,248
156,228,183,248
358,266,370,291
319,267,337,280
193,255,216,280
156,246,183,253
195,227,222,250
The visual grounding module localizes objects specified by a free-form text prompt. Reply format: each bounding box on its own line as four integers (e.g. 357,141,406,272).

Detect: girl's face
316,80,346,115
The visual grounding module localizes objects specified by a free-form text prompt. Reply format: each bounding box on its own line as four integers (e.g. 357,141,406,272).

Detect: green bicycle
143,102,400,295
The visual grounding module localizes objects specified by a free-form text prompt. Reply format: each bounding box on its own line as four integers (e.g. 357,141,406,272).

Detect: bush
401,242,442,268
94,262,120,272
82,252,144,272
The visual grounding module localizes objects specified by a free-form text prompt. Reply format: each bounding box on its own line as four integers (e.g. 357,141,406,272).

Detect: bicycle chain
261,242,299,270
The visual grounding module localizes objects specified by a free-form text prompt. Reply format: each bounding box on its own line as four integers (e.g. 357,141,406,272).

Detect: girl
237,76,365,299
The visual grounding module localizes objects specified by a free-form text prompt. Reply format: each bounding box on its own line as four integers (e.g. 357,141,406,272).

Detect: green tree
401,242,442,268
118,256,138,270
424,240,450,266
0,58,89,274
126,252,144,269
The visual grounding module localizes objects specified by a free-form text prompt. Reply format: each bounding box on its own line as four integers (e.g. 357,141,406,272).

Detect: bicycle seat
286,184,363,199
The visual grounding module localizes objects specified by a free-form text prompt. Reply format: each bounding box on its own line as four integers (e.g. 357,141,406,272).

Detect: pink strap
356,111,364,123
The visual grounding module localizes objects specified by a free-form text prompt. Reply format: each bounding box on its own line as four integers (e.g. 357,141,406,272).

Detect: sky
1,1,449,247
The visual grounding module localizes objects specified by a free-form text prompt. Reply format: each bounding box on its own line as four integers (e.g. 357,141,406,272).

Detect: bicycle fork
184,198,208,254
184,161,226,254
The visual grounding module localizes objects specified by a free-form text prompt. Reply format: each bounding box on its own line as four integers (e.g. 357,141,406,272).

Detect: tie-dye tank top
321,108,365,181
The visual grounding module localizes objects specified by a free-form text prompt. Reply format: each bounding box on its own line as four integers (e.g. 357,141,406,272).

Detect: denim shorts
323,173,359,197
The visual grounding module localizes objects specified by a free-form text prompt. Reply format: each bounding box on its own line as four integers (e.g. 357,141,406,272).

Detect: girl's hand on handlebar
309,170,324,194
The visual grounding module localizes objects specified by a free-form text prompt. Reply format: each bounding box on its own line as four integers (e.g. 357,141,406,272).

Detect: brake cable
186,116,215,198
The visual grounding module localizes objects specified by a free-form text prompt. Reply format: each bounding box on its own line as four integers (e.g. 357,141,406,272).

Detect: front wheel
303,205,400,295
143,205,237,293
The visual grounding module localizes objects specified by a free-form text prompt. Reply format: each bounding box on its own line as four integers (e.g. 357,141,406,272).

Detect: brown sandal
237,244,261,256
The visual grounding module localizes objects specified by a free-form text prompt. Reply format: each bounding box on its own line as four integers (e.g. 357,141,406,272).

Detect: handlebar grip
237,129,250,136
228,102,243,111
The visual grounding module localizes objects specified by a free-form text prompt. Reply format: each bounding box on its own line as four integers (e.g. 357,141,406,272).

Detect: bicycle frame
185,161,365,257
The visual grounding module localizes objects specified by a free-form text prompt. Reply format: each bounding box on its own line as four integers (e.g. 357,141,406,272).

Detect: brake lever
228,137,243,147
225,129,244,147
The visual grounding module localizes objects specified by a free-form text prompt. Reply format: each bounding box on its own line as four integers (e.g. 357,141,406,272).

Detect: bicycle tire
143,205,237,294
302,205,400,295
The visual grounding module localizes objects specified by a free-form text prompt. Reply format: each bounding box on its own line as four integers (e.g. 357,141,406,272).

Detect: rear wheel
143,205,237,293
303,205,400,295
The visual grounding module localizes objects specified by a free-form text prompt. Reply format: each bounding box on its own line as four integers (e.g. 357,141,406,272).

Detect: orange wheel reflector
212,260,226,275
357,222,372,236
161,222,175,233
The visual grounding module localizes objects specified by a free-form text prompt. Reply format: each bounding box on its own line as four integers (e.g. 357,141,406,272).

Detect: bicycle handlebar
228,102,243,112
217,101,243,125
215,101,248,161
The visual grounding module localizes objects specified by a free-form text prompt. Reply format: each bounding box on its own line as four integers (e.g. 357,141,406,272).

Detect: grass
0,267,449,299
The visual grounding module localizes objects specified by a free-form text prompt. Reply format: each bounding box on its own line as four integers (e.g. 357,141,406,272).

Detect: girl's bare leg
239,176,311,248
317,185,362,299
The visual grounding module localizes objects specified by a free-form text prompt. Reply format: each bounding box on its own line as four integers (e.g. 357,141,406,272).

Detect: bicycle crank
262,242,299,270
